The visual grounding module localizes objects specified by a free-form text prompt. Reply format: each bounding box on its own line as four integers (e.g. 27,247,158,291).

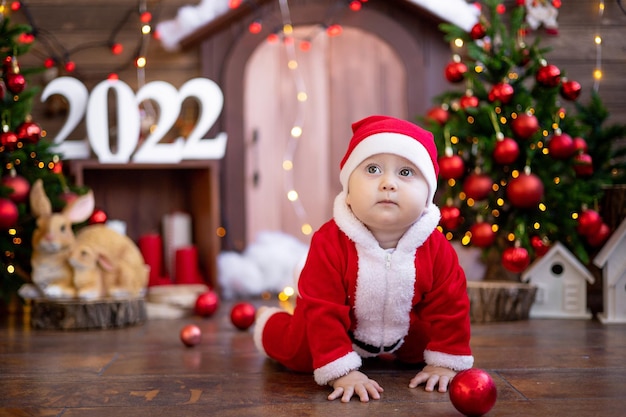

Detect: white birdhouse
593,218,626,324
522,242,594,319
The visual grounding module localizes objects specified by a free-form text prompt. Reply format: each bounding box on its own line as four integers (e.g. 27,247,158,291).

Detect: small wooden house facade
522,242,595,319
593,218,626,324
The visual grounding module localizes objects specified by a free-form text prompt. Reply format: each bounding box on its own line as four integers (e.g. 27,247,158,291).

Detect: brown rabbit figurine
72,227,149,299
28,179,95,299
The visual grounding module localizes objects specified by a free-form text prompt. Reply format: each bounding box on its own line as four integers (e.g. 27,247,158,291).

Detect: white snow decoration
157,0,480,51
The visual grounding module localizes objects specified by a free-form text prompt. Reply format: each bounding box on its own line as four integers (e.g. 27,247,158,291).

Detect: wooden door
243,26,406,245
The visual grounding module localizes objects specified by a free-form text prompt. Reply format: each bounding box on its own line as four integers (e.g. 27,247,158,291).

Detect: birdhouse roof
522,241,595,284
593,218,626,268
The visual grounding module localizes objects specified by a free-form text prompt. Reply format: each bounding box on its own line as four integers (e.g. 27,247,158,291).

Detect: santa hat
339,115,439,204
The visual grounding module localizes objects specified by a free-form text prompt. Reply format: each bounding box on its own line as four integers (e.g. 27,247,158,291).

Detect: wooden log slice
30,298,147,330
467,281,537,323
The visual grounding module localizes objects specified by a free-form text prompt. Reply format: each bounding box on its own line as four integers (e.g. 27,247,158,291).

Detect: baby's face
345,153,429,236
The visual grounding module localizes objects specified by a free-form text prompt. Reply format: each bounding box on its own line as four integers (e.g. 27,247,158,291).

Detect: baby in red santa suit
254,115,474,403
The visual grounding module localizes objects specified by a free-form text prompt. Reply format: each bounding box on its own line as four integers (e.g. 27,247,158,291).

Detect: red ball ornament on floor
449,368,497,417
493,137,520,165
506,173,544,209
548,132,575,160
511,113,539,140
0,198,19,229
463,173,493,201
560,80,582,101
180,324,202,347
440,205,463,231
230,302,256,330
426,106,449,125
488,82,514,104
445,61,468,83
195,290,219,317
502,246,530,273
536,63,561,87
439,155,465,180
470,222,496,248
1,174,30,203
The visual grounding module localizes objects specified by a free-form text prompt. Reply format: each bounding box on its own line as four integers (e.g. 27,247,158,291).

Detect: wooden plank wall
14,0,625,141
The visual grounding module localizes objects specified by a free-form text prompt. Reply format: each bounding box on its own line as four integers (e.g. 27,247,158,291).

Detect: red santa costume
254,115,474,386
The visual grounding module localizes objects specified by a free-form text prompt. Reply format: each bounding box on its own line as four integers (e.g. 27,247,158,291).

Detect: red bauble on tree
438,154,465,180
506,172,544,209
548,132,575,159
459,93,479,110
1,174,30,203
511,112,539,140
493,137,520,165
572,137,588,153
502,246,530,273
463,173,493,201
536,63,561,87
531,235,551,257
1,131,19,150
470,22,487,40
440,205,463,230
576,209,602,237
16,121,42,144
488,82,514,104
5,72,26,94
470,222,496,248
426,106,449,125
560,79,581,101
88,208,108,224
586,223,610,247
573,153,593,177
230,302,256,330
0,198,19,229
444,61,468,83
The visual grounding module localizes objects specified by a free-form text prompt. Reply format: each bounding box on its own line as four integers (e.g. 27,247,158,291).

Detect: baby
254,115,473,402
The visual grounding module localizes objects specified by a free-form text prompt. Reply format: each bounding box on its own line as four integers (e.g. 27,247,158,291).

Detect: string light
593,0,604,91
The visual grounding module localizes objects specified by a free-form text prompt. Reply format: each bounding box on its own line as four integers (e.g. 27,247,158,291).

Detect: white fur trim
339,132,437,205
252,306,283,357
424,349,474,371
314,351,362,386
333,192,442,353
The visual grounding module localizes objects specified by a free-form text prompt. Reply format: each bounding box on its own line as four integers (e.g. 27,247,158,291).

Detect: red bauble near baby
449,368,497,416
230,302,256,330
195,290,220,317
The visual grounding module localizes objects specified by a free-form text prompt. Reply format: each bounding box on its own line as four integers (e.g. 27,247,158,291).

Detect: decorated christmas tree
423,0,626,276
0,12,83,304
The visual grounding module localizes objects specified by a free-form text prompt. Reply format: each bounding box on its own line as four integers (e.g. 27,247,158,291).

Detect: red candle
139,234,164,286
175,245,204,284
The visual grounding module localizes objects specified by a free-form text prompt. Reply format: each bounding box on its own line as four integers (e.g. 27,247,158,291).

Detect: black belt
350,333,401,354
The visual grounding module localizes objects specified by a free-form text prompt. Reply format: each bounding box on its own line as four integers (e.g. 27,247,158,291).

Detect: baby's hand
408,365,457,392
327,370,384,403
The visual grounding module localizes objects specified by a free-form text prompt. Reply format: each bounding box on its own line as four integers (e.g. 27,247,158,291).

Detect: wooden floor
1,300,625,417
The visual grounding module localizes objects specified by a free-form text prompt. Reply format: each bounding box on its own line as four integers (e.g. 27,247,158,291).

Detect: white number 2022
41,77,228,163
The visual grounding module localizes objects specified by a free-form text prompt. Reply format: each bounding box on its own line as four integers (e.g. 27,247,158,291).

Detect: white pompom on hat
339,115,440,205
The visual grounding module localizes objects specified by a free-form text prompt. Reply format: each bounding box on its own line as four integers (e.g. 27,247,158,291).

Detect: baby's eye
399,168,414,177
366,164,381,174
